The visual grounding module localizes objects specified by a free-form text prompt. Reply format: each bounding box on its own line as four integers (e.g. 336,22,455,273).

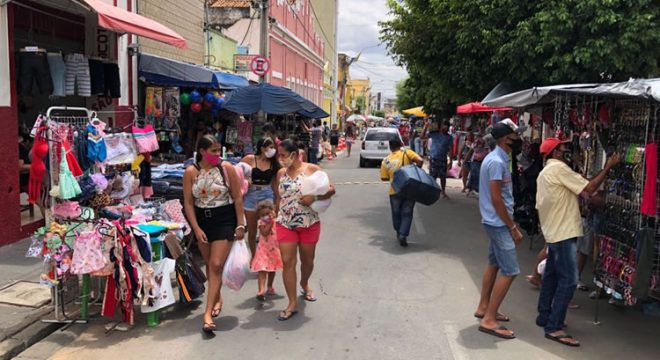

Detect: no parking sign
250,56,271,77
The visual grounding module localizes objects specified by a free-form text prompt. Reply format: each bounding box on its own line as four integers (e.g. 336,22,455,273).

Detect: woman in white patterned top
273,139,335,321
183,135,246,334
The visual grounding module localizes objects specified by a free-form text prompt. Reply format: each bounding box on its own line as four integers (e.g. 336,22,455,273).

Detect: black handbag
176,236,207,303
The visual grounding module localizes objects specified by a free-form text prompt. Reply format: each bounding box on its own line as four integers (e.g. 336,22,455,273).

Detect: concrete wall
310,0,337,118
137,0,205,64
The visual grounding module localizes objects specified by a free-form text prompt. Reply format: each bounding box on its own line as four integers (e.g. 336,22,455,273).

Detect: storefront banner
164,87,180,118
234,54,255,73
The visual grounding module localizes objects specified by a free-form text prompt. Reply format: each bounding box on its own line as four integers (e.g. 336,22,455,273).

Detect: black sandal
545,332,580,347
277,310,298,321
202,322,216,334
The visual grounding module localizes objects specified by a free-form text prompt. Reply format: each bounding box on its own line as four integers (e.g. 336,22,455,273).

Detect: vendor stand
484,78,660,316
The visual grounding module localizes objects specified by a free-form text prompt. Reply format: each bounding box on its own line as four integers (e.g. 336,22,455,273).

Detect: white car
359,127,403,167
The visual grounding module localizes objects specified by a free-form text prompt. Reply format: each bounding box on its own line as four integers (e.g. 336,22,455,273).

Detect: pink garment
132,124,159,153
251,220,283,272
640,143,657,216
237,120,253,144
71,230,108,275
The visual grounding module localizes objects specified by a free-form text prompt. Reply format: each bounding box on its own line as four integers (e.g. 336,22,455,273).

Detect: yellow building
346,79,371,115
310,0,338,123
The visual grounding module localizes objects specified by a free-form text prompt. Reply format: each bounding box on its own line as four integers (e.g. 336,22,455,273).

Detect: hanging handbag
175,236,206,303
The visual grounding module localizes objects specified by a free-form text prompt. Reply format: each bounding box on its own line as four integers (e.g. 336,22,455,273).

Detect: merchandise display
26,106,193,327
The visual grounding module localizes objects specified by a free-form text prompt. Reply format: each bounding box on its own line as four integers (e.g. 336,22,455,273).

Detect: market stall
26,105,199,329
484,78,660,310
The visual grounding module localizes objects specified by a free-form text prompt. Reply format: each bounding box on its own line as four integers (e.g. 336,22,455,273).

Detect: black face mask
509,138,523,154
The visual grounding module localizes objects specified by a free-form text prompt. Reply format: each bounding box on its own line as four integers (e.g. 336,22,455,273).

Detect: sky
337,0,408,99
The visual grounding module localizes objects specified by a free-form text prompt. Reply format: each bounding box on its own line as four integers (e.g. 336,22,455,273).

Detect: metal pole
258,0,269,122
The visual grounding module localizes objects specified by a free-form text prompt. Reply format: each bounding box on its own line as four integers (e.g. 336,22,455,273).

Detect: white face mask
265,148,276,158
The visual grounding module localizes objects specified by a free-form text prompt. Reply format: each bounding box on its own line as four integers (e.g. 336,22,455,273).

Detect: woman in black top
329,124,341,157
241,137,281,297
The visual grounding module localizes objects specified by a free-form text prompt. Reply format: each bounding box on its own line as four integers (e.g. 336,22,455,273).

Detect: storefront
0,0,186,246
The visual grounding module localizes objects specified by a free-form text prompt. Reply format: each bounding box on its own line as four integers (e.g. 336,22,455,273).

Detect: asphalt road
16,148,660,360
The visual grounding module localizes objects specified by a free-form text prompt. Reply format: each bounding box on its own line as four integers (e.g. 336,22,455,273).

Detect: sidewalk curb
0,310,61,360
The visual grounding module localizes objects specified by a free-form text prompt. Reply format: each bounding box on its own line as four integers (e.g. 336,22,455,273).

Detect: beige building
137,0,206,64
310,0,338,123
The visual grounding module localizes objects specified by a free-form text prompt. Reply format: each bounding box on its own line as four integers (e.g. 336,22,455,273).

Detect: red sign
250,56,271,77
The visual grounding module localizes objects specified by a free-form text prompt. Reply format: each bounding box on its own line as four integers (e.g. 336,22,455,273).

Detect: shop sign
234,54,255,72
250,56,271,77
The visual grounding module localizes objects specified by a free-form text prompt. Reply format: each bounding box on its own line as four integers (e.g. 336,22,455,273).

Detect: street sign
250,56,271,77
234,54,255,72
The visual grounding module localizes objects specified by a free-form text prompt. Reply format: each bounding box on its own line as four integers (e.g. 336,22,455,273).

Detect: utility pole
259,0,269,84
257,0,269,122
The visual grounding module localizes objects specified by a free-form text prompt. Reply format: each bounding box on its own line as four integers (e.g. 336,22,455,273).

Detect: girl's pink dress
250,220,283,272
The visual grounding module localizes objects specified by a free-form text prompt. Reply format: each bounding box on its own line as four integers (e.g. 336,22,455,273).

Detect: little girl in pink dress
250,200,283,301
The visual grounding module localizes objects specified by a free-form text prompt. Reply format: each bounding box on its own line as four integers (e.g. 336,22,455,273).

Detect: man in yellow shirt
535,137,619,347
380,138,423,247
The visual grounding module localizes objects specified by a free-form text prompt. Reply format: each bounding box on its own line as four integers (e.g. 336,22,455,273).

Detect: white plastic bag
222,240,251,291
300,171,332,213
300,171,330,196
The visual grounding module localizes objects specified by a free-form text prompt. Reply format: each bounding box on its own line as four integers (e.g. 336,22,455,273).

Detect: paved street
16,149,660,360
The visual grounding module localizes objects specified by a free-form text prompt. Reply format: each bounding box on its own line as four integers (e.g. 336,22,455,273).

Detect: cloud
338,0,406,97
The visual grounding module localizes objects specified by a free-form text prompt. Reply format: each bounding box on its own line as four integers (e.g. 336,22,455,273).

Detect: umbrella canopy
346,114,367,123
223,83,329,118
456,102,512,114
402,106,427,117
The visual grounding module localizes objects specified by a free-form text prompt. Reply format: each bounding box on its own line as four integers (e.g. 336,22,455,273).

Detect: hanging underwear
28,127,49,204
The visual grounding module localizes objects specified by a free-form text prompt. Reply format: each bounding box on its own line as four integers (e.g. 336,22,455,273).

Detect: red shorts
276,222,321,245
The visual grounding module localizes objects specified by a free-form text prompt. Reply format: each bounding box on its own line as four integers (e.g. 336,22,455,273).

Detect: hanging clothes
640,142,657,216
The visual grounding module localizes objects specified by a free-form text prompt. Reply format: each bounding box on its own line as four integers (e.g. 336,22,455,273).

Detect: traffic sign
250,56,271,77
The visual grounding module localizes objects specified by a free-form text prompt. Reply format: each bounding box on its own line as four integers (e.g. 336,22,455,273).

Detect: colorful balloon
204,92,216,103
180,93,191,106
213,100,223,111
191,102,202,113
190,90,202,103
203,100,214,109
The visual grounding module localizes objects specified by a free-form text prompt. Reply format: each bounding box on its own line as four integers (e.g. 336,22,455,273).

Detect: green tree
355,95,366,113
380,0,660,113
372,110,386,118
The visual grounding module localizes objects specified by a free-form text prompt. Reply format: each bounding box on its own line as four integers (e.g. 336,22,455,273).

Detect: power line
284,0,334,54
240,10,259,46
308,1,336,53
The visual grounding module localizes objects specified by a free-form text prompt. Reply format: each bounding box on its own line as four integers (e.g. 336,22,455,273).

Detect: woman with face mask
273,139,336,321
240,137,281,298
183,135,246,334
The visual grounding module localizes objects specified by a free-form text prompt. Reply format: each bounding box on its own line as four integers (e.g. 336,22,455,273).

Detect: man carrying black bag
380,138,423,247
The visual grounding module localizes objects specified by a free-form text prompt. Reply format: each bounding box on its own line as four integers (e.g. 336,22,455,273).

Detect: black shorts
88,59,105,95
430,157,448,179
330,137,339,146
195,204,237,241
17,52,53,96
103,63,121,98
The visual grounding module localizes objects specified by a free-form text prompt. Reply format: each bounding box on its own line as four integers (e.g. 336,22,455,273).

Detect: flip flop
526,275,541,288
202,322,216,334
301,290,318,302
545,333,580,347
478,325,515,340
474,313,510,322
256,293,266,302
267,287,276,296
277,310,298,321
211,303,223,318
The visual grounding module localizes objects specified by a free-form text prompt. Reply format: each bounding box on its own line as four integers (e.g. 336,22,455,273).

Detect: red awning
83,0,187,49
456,102,512,114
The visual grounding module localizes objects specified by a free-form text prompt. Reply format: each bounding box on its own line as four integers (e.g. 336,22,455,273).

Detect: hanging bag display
392,150,441,205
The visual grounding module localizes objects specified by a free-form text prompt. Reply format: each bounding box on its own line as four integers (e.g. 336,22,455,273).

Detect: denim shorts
484,224,520,276
244,186,274,211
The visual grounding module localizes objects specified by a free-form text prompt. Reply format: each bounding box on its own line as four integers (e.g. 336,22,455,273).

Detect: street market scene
0,0,659,359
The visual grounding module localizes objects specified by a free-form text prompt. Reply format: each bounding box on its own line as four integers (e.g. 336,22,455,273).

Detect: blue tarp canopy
138,53,249,89
223,83,329,118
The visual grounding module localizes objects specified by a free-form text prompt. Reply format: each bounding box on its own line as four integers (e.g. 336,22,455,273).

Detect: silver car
359,127,404,167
